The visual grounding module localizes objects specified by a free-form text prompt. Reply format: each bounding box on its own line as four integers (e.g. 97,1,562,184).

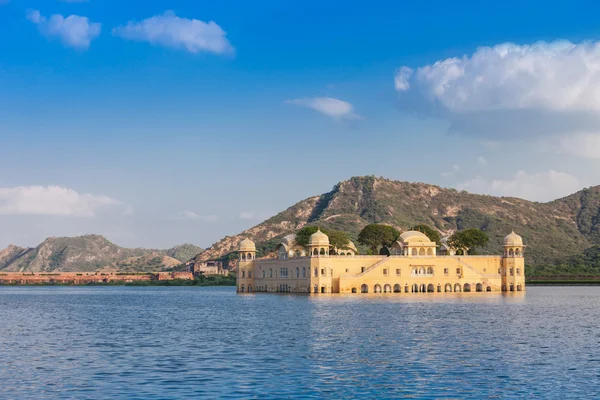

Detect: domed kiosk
239,238,256,261
309,229,329,256
389,230,437,256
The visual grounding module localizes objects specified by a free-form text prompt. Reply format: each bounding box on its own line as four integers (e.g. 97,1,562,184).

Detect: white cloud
27,9,101,49
239,211,256,220
457,170,581,202
112,11,233,55
441,164,460,178
394,40,600,158
286,97,360,119
476,156,488,165
174,211,218,222
0,186,130,217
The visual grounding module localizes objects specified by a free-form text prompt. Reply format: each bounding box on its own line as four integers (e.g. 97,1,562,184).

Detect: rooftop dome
504,231,523,246
308,229,329,246
399,230,431,243
239,238,256,252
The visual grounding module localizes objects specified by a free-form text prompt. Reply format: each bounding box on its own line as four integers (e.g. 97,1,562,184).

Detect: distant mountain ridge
0,235,203,273
194,176,600,272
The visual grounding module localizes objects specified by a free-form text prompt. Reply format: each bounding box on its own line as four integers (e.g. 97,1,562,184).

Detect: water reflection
0,286,597,398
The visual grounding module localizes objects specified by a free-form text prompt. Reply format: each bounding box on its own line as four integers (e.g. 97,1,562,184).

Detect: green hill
195,176,600,276
0,235,202,273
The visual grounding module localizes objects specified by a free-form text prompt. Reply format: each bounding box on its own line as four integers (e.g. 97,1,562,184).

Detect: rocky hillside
0,235,202,273
196,176,600,268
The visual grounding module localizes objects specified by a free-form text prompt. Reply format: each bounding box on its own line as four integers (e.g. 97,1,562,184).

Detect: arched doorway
351,287,357,293
476,283,483,292
393,284,401,293
454,283,461,292
445,283,452,292
427,284,435,292
437,284,442,292
464,283,471,292
412,283,418,293
361,284,369,293
384,284,392,293
486,286,491,292
420,284,426,293
374,284,382,293
517,284,522,291
510,284,514,292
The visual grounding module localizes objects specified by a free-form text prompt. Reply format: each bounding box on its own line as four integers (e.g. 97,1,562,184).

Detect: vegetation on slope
195,176,600,276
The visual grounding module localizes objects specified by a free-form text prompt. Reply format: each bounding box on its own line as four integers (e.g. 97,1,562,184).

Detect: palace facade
236,229,525,294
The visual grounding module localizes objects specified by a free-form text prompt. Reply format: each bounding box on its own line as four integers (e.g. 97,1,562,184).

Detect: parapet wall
0,272,194,284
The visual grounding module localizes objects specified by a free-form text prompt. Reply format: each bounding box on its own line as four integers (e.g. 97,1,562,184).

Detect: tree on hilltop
448,229,489,255
358,224,400,255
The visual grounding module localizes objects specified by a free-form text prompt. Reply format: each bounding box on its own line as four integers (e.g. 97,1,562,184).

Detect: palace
236,229,525,294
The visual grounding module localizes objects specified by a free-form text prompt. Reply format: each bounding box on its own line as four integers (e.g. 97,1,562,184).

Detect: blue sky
2,0,600,249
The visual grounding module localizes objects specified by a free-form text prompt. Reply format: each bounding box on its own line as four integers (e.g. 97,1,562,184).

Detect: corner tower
309,229,330,257
237,238,256,292
501,231,526,292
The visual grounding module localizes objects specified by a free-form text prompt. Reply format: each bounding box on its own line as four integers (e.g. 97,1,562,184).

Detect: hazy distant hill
195,176,600,274
0,235,203,273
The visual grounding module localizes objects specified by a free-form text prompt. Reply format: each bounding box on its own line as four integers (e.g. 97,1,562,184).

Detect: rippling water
0,286,599,399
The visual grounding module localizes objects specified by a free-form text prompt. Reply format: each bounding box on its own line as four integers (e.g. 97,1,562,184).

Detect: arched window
269,269,273,278
319,248,325,255
411,248,418,256
509,249,514,256
262,270,265,278
419,267,425,275
247,253,252,260
419,248,426,256
361,284,369,293
241,270,245,278
427,248,433,256
313,248,318,256
314,268,318,277
427,267,433,275
515,248,521,256
242,253,246,260
302,267,306,278
411,267,417,275
248,271,252,278
296,267,300,277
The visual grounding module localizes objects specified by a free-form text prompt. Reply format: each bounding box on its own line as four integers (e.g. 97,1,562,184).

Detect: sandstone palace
236,229,525,294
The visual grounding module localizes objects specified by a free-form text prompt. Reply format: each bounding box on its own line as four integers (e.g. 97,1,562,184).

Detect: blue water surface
0,286,598,399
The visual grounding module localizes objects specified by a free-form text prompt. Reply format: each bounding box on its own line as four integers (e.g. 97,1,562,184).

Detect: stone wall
0,271,194,284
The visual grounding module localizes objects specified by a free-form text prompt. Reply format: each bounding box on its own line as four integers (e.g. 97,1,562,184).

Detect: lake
0,286,598,399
